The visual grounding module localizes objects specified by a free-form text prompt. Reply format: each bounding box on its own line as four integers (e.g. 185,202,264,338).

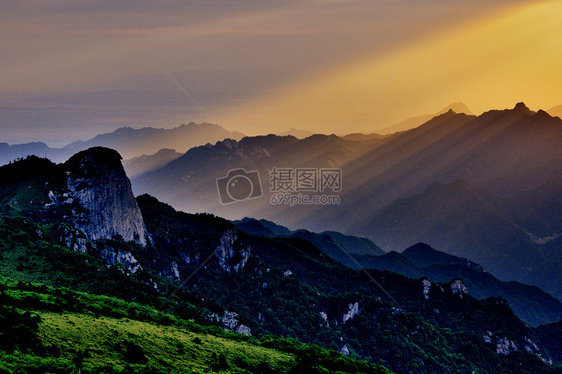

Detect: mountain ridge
377,102,473,135
1,150,562,373
0,122,244,166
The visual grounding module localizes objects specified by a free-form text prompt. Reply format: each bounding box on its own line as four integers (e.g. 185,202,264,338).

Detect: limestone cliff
215,229,250,272
64,147,148,245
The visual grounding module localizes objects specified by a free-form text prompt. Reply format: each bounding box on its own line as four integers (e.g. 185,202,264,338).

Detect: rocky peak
64,147,148,245
513,102,531,114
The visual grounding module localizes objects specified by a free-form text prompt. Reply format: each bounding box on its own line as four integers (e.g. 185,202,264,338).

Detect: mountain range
1,148,561,373
234,218,562,327
131,103,562,304
0,122,244,167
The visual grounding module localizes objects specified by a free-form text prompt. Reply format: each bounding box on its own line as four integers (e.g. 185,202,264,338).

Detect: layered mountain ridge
0,122,244,167
1,148,562,373
131,103,562,303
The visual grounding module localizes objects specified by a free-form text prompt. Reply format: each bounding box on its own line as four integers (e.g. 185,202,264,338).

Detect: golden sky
226,0,562,135
1,0,560,145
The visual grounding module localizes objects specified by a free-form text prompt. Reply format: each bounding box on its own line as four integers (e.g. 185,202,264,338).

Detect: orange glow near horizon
224,0,562,135
1,0,561,145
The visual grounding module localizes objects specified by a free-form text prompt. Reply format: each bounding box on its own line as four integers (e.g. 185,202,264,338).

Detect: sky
1,0,561,146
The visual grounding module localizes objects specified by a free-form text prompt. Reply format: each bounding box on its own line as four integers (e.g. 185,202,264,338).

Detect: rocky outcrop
208,310,252,336
215,229,250,272
483,331,552,363
98,243,142,274
525,337,553,364
343,302,360,324
483,331,516,354
170,262,180,279
496,337,518,355
64,147,147,245
235,325,252,336
422,278,431,300
57,223,88,253
450,279,468,299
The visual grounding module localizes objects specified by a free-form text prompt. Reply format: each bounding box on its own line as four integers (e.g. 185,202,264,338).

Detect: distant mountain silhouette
547,104,562,119
341,132,388,142
277,128,316,139
64,122,244,159
0,142,73,165
0,122,244,166
123,148,182,178
378,102,473,134
367,177,562,301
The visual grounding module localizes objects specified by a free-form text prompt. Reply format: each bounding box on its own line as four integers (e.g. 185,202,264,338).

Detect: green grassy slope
0,280,391,374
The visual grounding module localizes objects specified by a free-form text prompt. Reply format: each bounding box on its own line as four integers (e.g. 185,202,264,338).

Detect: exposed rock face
235,325,252,336
343,302,360,324
483,331,552,363
496,337,518,355
422,278,431,300
171,262,180,279
525,337,553,364
208,310,252,336
99,245,142,274
340,344,350,356
64,147,147,245
450,279,468,298
215,229,250,272
57,224,88,253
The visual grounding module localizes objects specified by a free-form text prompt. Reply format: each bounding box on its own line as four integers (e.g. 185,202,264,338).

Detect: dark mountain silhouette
401,243,483,271
233,217,384,267
357,243,562,327
132,134,379,227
